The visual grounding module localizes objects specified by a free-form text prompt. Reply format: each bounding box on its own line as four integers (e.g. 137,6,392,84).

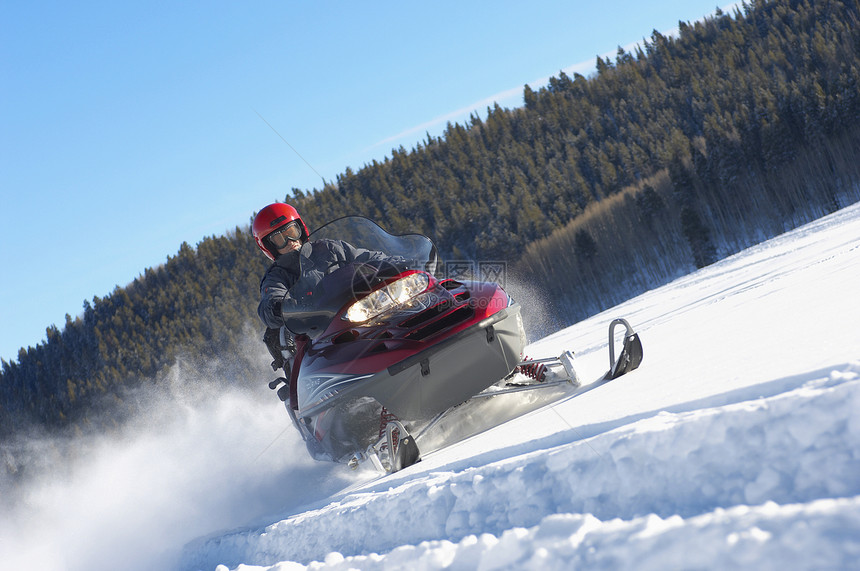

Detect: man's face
276,239,302,255
269,221,303,255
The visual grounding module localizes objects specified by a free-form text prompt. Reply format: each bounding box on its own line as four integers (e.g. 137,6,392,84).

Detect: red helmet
252,203,310,260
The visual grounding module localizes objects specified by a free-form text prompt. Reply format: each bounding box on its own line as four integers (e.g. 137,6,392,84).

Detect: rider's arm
257,257,300,329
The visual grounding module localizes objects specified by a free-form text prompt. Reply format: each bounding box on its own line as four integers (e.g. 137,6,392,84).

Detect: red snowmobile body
273,217,526,465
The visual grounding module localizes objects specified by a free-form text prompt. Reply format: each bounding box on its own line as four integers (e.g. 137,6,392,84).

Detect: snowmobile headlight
345,272,430,323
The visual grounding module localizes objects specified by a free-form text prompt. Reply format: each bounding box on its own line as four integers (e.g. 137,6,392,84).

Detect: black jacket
257,239,387,329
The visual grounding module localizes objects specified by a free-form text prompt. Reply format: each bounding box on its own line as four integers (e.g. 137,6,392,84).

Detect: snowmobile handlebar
282,306,337,336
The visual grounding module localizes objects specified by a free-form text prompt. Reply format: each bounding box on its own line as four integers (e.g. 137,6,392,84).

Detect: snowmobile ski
408,318,644,458
604,318,643,380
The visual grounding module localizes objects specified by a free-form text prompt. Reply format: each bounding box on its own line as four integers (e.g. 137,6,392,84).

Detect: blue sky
1,1,741,362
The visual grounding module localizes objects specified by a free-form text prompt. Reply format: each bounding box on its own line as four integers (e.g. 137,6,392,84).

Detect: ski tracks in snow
182,362,860,570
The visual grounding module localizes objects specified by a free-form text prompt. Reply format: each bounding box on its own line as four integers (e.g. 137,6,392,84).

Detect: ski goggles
267,221,303,249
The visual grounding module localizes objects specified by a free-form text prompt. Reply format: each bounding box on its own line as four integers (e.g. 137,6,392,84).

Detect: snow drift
185,364,860,570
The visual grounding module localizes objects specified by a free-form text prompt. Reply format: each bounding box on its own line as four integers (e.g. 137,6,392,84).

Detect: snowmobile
266,217,643,473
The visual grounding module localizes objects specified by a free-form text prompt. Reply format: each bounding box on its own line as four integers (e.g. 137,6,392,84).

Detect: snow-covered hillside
3,202,860,571
183,202,860,570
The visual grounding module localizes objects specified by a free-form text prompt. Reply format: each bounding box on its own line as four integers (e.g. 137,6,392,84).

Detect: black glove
264,327,297,372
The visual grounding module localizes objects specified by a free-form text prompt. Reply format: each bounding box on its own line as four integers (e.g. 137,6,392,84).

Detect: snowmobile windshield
281,217,438,336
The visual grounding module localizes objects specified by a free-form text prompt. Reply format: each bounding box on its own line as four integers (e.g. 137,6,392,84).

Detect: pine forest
2,0,860,437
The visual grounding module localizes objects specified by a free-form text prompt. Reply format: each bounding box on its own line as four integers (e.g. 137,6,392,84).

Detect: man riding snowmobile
253,202,394,374
252,203,643,472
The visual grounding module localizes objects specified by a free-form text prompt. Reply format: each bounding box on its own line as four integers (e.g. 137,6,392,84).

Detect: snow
185,368,860,570
3,202,860,570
